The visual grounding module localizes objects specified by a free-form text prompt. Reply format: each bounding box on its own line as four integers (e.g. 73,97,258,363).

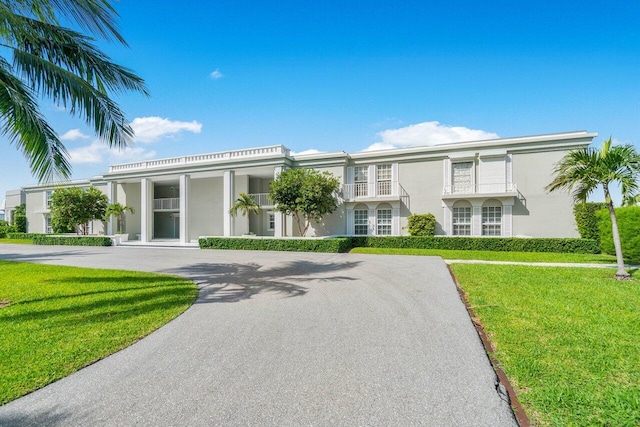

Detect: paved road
0,245,517,426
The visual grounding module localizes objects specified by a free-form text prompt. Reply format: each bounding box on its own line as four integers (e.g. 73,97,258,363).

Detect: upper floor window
377,164,392,196
45,190,53,208
452,162,473,194
354,166,368,197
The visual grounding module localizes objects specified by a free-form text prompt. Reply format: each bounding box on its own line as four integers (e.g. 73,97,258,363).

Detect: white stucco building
4,130,597,242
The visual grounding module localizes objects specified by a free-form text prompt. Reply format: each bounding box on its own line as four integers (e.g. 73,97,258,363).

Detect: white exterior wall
189,177,224,239
397,159,445,235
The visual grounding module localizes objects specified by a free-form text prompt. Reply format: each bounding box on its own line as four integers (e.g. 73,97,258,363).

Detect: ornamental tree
50,187,108,235
269,169,340,237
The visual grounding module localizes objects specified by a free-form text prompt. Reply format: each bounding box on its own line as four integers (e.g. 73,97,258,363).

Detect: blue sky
1,0,639,202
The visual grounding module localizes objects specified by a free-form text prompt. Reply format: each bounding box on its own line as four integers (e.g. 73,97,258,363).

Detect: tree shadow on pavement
167,260,361,303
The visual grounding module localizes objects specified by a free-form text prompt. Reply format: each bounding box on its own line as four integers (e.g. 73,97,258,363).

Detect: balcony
248,193,274,207
343,182,409,202
154,197,180,210
442,182,518,199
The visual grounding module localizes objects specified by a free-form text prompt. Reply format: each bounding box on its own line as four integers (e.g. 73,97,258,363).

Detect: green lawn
0,260,198,404
350,247,625,264
0,238,33,244
450,264,640,426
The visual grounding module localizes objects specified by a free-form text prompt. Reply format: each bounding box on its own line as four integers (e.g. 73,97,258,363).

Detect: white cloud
68,140,156,165
130,116,202,143
365,121,499,151
210,69,223,79
60,129,90,141
291,148,324,156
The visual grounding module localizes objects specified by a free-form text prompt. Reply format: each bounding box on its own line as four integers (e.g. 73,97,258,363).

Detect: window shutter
392,208,400,235
506,154,513,190
503,205,512,237
443,205,451,235
346,208,354,236
473,206,482,236
479,157,506,192
347,166,354,184
368,209,376,235
443,158,451,191
391,163,399,196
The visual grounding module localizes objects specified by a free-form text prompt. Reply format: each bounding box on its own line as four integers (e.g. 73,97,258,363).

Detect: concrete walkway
0,245,517,426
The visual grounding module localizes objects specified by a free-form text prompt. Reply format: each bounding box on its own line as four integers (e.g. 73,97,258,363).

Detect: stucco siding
398,159,446,235
189,177,223,239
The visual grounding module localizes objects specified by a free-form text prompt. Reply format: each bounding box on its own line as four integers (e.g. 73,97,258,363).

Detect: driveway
0,245,517,426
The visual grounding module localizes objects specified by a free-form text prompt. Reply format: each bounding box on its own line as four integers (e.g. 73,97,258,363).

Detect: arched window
482,199,502,236
376,203,392,235
452,201,472,235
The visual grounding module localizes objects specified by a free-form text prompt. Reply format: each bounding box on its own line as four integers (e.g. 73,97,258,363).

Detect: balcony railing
154,197,180,210
343,181,409,200
442,182,517,196
248,193,273,207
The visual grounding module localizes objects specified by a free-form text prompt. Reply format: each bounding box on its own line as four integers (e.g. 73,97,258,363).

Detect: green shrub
199,237,351,253
406,213,437,236
573,202,607,243
32,235,112,246
596,206,640,262
7,233,45,240
14,215,27,233
346,236,599,254
0,220,15,238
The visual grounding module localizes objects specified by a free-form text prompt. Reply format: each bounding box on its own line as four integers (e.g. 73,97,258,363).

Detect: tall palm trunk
603,185,630,279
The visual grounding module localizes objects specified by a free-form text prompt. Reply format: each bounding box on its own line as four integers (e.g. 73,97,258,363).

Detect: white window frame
376,208,392,235
353,166,368,197
354,209,368,235
45,190,53,209
267,212,275,231
452,207,472,236
44,215,52,234
376,164,392,196
482,206,502,236
451,161,474,194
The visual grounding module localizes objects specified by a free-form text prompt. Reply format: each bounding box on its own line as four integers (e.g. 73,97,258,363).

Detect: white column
368,207,376,235
106,181,116,235
140,178,152,242
223,170,235,237
179,174,190,244
273,166,284,237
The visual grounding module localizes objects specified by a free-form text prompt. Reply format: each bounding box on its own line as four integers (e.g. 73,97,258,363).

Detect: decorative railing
248,193,273,207
442,182,518,195
109,145,290,172
154,198,180,210
343,182,409,200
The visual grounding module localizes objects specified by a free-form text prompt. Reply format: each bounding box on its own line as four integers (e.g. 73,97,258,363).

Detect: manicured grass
350,247,624,264
450,264,640,426
0,261,198,404
0,238,33,244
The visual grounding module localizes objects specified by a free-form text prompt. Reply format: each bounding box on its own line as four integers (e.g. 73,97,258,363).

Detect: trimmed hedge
14,215,27,233
200,235,599,254
199,237,351,253
33,235,112,246
347,236,599,253
573,202,607,244
6,233,45,240
596,206,640,262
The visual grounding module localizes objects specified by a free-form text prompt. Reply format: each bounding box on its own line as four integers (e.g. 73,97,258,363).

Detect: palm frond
0,58,70,181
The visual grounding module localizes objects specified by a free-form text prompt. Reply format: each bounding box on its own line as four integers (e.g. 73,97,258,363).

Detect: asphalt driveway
0,244,517,426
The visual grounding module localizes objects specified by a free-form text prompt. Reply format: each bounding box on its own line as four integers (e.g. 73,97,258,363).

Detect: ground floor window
482,206,502,236
268,212,275,231
452,207,471,235
354,209,368,235
376,209,392,235
45,215,52,234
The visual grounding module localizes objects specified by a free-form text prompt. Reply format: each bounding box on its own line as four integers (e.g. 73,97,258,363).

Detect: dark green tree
269,169,340,237
0,0,148,181
50,187,108,235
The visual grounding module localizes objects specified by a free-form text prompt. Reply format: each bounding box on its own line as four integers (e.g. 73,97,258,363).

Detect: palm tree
229,193,260,217
105,202,134,234
546,137,640,279
0,0,148,182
